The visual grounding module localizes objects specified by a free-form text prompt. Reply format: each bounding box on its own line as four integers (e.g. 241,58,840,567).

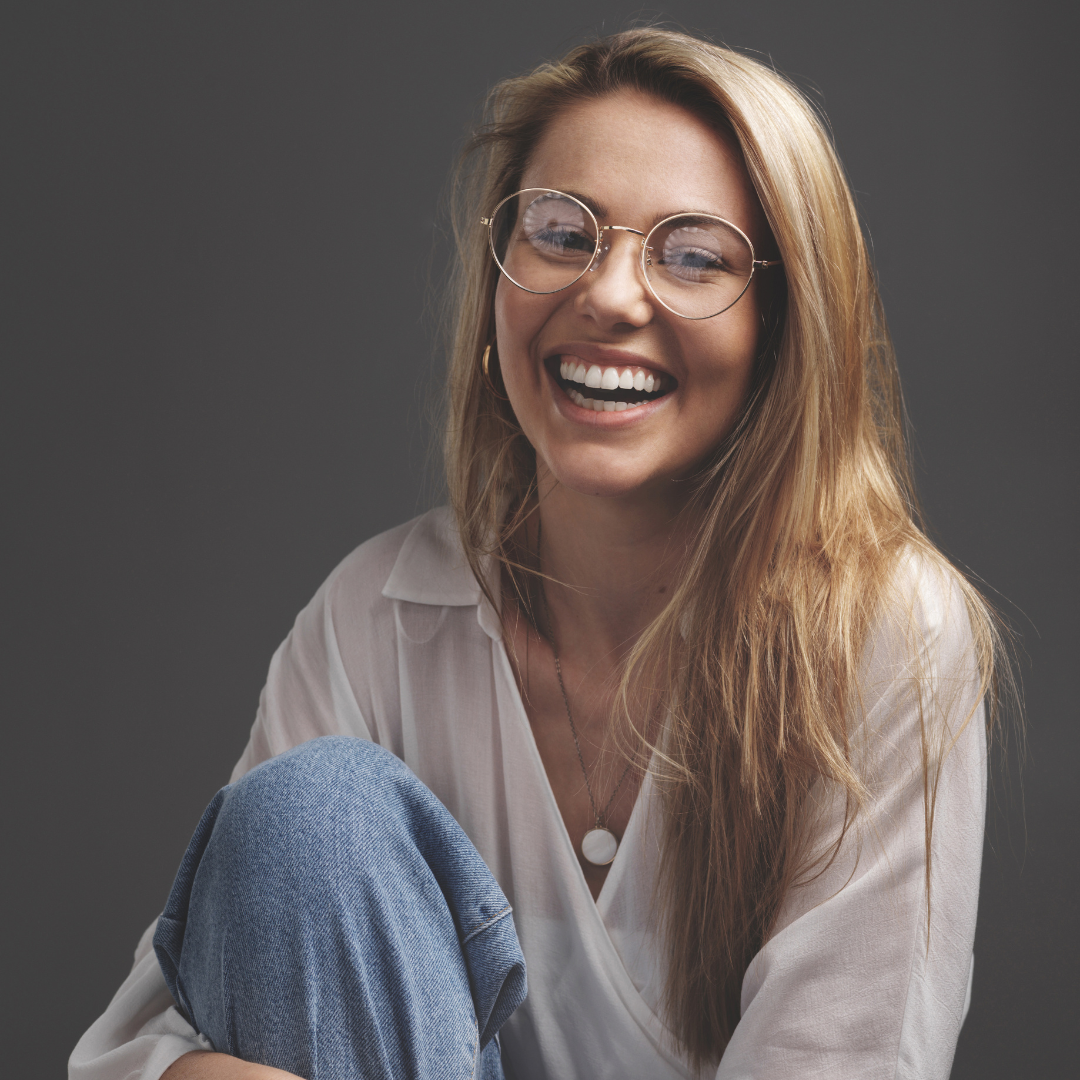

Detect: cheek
492,280,550,426
691,304,760,389
494,278,530,365
678,302,761,447
494,279,556,385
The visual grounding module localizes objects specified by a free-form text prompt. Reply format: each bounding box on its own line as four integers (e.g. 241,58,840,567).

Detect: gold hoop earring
481,343,510,401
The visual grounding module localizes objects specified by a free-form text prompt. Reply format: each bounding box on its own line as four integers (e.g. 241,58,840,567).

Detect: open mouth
549,356,676,413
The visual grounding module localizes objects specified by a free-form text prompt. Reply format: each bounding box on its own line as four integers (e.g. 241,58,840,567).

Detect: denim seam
221,924,234,1056
461,904,513,945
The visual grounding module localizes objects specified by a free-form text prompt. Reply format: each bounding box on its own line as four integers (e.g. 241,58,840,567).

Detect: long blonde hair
442,28,1005,1068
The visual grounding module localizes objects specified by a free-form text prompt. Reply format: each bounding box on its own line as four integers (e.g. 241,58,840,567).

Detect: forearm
162,1051,301,1080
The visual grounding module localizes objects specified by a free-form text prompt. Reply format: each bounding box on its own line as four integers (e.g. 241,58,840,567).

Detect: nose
573,228,654,328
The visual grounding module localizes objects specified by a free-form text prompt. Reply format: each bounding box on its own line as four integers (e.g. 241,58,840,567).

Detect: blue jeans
153,737,527,1080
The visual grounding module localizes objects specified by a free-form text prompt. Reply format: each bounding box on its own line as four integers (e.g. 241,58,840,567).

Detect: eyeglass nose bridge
588,224,647,273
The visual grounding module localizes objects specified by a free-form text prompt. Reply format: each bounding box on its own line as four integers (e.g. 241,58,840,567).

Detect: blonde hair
442,28,1006,1069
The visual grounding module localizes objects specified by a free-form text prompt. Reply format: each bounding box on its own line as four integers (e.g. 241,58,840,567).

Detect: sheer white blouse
70,507,987,1080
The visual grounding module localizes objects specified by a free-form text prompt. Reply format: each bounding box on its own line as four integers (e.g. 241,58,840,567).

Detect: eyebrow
559,190,609,219
556,189,734,231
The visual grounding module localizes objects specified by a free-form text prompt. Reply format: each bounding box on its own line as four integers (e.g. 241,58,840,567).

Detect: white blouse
70,507,987,1080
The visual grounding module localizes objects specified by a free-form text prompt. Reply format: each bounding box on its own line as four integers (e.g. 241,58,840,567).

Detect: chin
543,455,673,501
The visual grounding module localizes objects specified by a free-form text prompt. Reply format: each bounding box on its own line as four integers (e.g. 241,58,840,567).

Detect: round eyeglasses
481,188,781,320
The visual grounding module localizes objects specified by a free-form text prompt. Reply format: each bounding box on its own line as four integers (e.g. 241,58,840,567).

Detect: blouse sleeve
717,559,988,1080
68,555,378,1080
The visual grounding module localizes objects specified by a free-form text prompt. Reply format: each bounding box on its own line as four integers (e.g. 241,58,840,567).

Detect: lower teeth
568,388,643,412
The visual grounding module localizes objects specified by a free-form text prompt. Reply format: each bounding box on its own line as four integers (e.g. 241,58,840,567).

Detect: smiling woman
71,27,1007,1080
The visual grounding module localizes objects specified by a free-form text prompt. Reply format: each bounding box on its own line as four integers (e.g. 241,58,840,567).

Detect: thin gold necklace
536,520,633,866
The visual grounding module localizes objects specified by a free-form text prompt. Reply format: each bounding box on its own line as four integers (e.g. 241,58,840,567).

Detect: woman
71,28,1001,1080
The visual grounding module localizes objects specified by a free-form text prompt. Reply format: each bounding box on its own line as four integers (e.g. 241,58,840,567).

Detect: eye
661,244,725,279
520,194,595,260
528,224,595,256
657,225,731,283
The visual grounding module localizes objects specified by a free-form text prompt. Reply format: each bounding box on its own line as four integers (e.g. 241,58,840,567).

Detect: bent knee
211,738,414,870
234,736,403,811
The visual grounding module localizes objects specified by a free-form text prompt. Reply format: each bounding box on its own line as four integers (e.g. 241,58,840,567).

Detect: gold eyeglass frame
481,187,782,321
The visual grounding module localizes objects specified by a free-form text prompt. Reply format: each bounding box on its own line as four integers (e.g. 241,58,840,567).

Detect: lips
549,354,675,413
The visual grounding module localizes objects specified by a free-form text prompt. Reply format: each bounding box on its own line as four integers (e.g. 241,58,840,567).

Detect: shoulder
323,506,480,617
863,546,977,683
304,507,491,664
855,546,986,770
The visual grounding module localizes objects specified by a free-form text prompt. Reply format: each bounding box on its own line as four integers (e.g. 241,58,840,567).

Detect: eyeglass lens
491,189,598,294
489,189,756,319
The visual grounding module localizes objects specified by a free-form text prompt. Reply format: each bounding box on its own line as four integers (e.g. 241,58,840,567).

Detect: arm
162,1053,300,1080
717,561,988,1080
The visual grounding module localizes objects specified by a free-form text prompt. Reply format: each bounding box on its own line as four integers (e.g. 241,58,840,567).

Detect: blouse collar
381,507,502,640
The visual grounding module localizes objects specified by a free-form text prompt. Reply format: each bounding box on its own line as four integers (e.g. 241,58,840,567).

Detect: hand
162,1051,303,1080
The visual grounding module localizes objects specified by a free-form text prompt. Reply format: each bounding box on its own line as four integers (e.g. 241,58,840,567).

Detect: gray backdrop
4,2,1076,1076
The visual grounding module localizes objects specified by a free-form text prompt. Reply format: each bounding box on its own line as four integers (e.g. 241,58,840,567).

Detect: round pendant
581,827,618,866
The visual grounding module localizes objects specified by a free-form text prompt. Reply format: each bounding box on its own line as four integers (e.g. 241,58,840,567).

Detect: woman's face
494,90,770,502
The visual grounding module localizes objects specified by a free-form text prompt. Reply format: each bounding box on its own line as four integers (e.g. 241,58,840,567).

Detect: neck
531,468,691,670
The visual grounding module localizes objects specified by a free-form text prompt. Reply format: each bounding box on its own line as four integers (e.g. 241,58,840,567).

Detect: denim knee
153,736,526,1073
220,735,419,855
228,737,526,1046
242,737,387,841
210,737,496,918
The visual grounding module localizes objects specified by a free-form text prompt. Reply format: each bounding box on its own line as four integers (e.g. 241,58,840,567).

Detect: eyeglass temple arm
753,259,782,268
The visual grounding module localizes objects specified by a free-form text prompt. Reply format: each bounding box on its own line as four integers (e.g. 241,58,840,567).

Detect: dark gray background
3,2,1076,1076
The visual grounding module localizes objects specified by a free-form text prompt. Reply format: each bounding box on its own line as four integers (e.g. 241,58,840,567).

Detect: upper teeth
559,360,660,394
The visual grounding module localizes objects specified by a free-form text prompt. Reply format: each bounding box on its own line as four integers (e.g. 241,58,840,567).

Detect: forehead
520,89,763,239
